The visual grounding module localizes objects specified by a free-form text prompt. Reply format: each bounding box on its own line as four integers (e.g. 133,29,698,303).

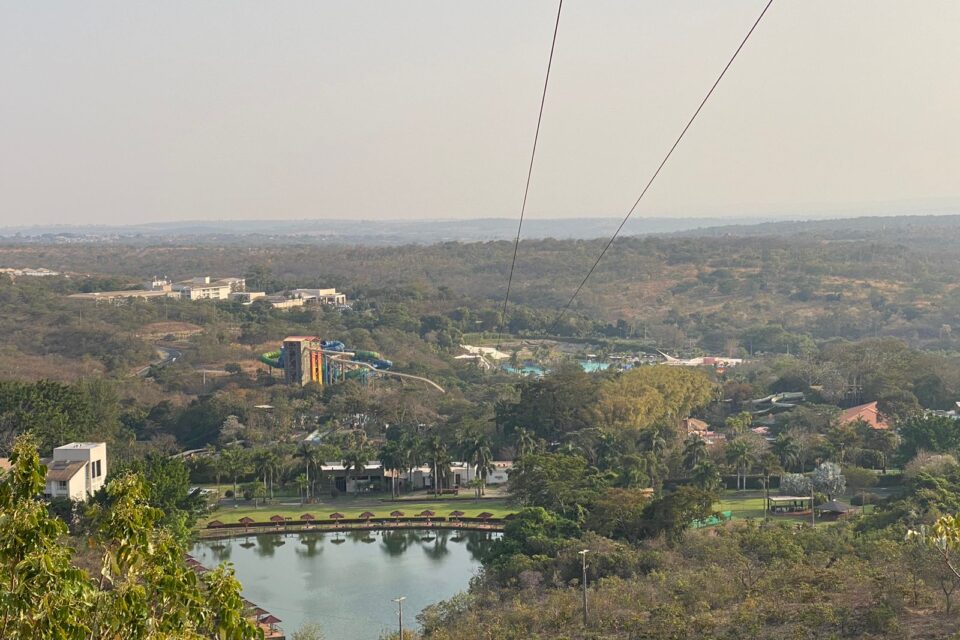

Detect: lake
191,529,497,639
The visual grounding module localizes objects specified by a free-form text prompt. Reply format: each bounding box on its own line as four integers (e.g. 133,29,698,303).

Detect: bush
904,451,958,479
242,489,253,501
842,465,878,490
224,489,234,498
850,492,880,506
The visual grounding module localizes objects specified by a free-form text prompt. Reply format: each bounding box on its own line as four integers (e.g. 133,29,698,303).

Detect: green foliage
508,453,607,520
899,415,960,461
107,454,205,538
484,507,580,578
0,380,100,454
0,435,261,640
641,486,717,544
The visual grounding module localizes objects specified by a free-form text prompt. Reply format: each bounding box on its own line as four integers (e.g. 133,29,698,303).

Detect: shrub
904,451,958,479
850,492,880,506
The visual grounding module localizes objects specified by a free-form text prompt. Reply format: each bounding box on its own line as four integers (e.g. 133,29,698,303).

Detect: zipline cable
496,0,564,349
550,0,775,332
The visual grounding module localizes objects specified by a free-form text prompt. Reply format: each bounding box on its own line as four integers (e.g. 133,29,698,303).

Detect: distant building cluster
0,266,61,278
67,275,347,310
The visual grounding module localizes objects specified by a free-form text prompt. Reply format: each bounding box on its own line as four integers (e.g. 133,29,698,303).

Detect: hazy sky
1,1,958,226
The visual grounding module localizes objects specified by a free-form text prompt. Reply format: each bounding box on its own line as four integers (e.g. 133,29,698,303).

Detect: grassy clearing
200,496,515,526
717,492,768,521
717,491,876,523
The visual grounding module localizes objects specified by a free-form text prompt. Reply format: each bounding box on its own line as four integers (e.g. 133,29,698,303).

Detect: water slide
259,349,284,368
258,341,440,392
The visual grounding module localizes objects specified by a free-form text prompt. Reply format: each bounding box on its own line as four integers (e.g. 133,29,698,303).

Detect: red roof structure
840,401,890,430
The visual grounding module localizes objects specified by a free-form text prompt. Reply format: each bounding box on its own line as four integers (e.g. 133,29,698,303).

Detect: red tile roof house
839,401,891,430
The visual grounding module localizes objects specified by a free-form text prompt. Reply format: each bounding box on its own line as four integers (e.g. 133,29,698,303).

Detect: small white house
44,442,107,501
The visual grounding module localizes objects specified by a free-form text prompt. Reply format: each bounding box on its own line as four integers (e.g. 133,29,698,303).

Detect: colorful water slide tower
279,336,353,386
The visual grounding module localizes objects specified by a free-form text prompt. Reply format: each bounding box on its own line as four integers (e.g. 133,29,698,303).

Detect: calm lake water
191,529,496,639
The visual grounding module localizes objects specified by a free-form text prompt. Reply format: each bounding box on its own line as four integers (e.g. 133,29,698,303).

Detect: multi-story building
43,442,107,501
172,276,245,300
290,288,347,305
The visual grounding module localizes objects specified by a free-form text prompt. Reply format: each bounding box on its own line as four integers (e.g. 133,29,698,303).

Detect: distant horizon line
4,210,960,234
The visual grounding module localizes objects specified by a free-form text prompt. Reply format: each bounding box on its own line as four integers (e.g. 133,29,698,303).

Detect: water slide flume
260,342,444,393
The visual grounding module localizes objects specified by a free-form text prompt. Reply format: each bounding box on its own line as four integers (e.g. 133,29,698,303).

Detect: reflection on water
296,533,323,557
192,529,496,640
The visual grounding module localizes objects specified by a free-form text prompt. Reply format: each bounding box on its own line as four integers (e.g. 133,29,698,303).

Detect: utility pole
578,549,590,627
810,485,816,527
393,596,406,639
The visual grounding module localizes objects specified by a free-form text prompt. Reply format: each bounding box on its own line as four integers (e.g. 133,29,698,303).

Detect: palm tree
379,440,405,499
399,434,424,493
772,433,800,473
295,473,308,505
691,459,721,492
219,447,250,499
459,433,494,497
426,436,449,497
642,426,668,460
342,447,371,496
212,453,226,500
253,449,281,503
681,435,708,472
618,453,650,489
295,443,326,502
513,427,538,460
725,438,755,491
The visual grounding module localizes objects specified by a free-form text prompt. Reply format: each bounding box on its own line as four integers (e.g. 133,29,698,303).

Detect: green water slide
260,350,283,368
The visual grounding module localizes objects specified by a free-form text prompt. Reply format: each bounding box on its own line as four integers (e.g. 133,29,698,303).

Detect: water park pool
503,361,610,376
502,364,546,377
191,529,496,639
578,360,610,373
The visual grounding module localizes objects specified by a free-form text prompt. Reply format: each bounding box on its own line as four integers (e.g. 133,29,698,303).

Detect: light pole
578,549,590,627
393,596,406,639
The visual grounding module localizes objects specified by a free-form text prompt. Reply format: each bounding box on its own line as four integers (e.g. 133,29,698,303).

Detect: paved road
135,346,182,377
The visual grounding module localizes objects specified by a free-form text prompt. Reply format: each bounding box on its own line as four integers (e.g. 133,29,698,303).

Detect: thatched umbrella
329,512,345,520
260,614,282,628
390,510,405,520
477,512,494,520
239,516,255,532
418,509,436,518
300,513,315,521
206,519,225,528
449,510,465,518
269,515,286,526
359,511,376,520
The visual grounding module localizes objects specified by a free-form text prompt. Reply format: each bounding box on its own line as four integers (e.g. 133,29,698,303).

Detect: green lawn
717,490,876,523
717,492,768,520
200,496,515,526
